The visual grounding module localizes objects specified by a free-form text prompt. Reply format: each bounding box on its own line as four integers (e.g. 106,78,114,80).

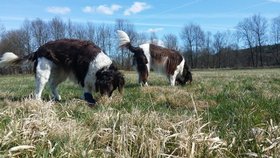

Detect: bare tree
224,31,238,67
0,20,32,56
271,15,280,64
105,25,114,57
181,24,195,67
181,24,204,67
0,21,5,40
86,22,96,42
31,18,50,48
213,31,226,68
49,17,66,40
236,17,256,67
115,19,137,43
271,16,280,44
96,24,106,49
0,29,34,74
0,29,28,54
205,31,212,68
73,24,87,40
193,26,205,67
95,24,113,55
162,33,179,50
114,19,136,67
136,32,148,45
21,20,33,55
66,19,75,38
251,14,267,66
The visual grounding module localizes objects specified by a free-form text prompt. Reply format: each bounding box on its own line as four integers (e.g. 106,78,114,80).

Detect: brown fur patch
35,39,101,86
149,44,183,75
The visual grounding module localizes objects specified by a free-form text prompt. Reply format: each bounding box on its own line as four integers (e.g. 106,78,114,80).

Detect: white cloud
124,2,151,16
83,4,122,15
267,0,280,2
97,4,122,15
46,7,71,15
83,6,94,13
146,27,164,33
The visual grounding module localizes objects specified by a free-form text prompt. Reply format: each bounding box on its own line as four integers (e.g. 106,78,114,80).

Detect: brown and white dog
117,30,192,86
0,39,125,105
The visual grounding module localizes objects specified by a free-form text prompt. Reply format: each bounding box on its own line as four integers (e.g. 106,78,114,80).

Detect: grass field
0,69,280,157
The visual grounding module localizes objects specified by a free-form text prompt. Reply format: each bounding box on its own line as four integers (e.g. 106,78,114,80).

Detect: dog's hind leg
34,58,52,100
48,68,67,101
138,72,148,87
49,83,61,101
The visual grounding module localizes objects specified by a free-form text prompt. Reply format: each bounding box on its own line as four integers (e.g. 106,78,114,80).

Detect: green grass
0,69,280,157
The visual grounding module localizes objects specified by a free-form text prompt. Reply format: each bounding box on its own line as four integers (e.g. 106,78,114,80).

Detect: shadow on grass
0,95,31,102
124,83,141,89
0,94,104,109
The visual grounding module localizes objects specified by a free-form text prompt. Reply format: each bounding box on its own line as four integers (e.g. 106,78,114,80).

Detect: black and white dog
0,39,125,105
117,30,192,86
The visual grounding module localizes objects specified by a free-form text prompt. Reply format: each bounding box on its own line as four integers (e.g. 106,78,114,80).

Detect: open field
0,69,280,157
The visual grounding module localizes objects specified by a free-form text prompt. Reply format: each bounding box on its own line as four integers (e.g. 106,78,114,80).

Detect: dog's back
0,39,125,105
117,30,192,86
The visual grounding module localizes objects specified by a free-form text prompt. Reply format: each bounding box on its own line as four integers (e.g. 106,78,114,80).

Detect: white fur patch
35,57,53,100
0,52,19,67
169,57,185,86
176,57,185,75
84,51,112,92
139,43,151,72
117,30,131,47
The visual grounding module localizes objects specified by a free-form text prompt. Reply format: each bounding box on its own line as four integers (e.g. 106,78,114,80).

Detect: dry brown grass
1,99,90,157
141,86,216,110
0,99,228,157
97,95,124,107
1,69,280,157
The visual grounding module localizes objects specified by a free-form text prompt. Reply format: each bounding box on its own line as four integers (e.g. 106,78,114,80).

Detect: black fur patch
124,43,149,84
84,92,96,106
95,64,125,97
176,62,192,85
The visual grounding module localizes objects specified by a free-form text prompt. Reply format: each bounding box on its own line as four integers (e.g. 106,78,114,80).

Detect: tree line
0,14,280,74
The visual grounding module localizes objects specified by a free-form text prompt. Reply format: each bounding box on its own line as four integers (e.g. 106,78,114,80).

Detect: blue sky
1,0,280,38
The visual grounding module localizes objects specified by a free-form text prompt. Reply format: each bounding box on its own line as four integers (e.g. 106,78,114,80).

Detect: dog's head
176,62,192,85
95,64,125,97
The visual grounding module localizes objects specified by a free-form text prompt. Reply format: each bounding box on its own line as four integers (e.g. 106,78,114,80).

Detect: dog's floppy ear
111,70,125,94
184,62,192,84
95,69,103,92
109,63,125,93
109,63,118,71
187,70,193,84
117,73,125,94
95,81,100,92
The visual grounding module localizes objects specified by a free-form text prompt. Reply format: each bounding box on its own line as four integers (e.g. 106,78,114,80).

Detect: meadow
0,69,279,157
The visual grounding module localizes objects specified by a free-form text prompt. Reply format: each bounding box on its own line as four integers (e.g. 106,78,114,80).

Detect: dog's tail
0,52,36,67
117,30,131,47
117,30,142,54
